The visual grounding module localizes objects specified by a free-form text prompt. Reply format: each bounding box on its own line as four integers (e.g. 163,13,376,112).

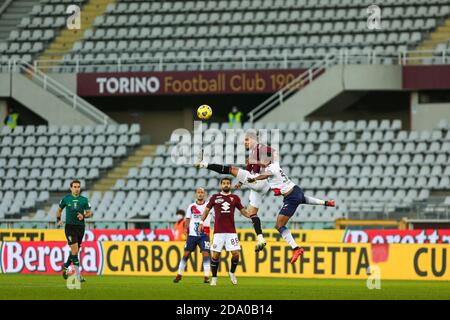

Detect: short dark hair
70,180,81,187
176,209,185,216
220,177,232,184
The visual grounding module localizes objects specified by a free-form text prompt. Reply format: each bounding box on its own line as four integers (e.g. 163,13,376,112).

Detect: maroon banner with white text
84,229,175,242
0,229,175,242
77,69,306,96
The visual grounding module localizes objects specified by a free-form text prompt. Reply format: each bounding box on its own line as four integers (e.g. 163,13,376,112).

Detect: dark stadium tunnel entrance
1,98,48,126
84,94,271,144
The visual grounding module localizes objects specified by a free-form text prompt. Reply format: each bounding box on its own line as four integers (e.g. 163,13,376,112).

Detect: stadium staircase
90,144,157,192
410,17,450,62
249,60,401,123
5,60,115,125
0,0,34,41
37,0,116,70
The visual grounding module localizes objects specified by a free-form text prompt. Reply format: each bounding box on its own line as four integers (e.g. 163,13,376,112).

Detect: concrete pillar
0,99,8,130
410,92,450,130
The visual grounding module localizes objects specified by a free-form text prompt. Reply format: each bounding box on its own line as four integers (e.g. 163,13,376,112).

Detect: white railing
247,49,449,122
0,0,13,16
2,59,115,125
30,49,450,73
249,53,336,122
35,54,325,73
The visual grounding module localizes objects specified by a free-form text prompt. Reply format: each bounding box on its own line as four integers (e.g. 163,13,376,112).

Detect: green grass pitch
0,274,449,300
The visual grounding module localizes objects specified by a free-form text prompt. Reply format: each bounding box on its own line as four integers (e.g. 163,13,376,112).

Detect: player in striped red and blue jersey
174,187,213,283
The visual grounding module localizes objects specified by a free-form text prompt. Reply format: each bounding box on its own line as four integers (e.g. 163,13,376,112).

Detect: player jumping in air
195,131,272,252
56,180,92,282
198,177,253,286
174,187,213,284
247,152,335,264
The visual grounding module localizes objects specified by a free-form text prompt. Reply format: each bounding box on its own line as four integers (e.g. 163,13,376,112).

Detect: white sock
279,227,298,249
178,256,188,275
257,234,265,242
305,195,325,205
203,259,210,277
74,265,80,277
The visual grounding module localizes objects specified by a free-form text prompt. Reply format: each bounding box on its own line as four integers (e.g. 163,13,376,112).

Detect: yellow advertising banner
236,229,344,243
0,229,65,242
0,229,345,243
100,242,450,281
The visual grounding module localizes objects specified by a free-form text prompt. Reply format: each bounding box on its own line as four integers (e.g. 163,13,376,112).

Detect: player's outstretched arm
247,173,272,183
239,208,252,218
198,208,211,233
56,207,63,226
184,218,190,235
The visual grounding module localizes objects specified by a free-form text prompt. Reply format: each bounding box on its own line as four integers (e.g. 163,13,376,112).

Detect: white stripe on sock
178,258,187,275
203,262,210,277
281,228,298,249
304,195,325,205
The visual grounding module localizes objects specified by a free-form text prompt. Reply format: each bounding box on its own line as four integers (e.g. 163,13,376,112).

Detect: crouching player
199,177,253,286
174,187,212,283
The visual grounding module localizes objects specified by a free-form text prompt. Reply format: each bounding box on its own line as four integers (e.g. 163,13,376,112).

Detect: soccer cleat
210,277,217,286
173,274,182,283
229,272,237,285
255,239,267,253
204,277,210,283
194,150,207,168
194,160,208,169
325,200,335,207
78,276,86,283
62,267,69,280
290,247,305,264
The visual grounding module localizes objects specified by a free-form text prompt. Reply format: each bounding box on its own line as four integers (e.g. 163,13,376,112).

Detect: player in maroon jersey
196,131,273,252
198,177,253,286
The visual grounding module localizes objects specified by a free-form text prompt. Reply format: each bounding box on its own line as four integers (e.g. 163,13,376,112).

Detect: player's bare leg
202,251,211,283
210,251,221,286
275,215,304,264
229,251,239,285
174,251,191,283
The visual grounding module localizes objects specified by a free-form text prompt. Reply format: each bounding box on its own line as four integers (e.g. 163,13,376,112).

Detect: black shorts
65,224,85,246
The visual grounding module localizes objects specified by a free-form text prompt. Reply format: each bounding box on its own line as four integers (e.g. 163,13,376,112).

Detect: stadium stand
1,0,450,69
0,123,141,223
0,1,449,230
3,119,448,229
0,0,85,63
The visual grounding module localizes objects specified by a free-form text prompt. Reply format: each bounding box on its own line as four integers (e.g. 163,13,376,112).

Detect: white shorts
236,168,270,208
211,233,241,252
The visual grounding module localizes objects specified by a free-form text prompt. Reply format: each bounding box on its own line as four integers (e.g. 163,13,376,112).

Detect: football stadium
0,0,450,301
